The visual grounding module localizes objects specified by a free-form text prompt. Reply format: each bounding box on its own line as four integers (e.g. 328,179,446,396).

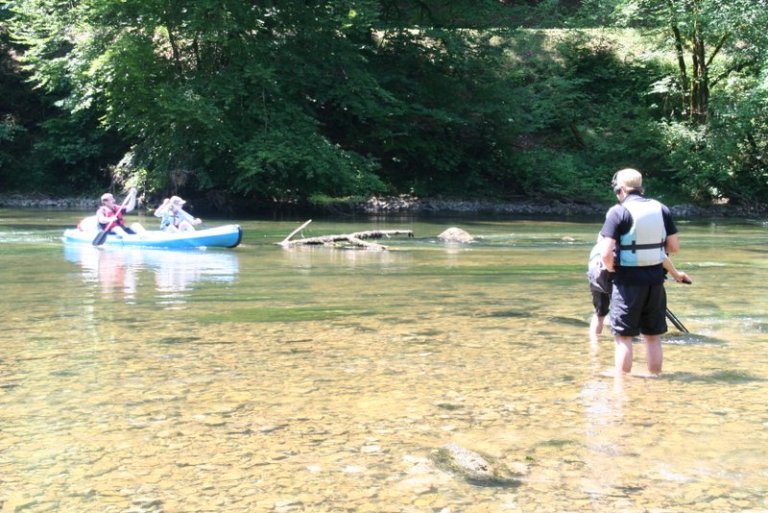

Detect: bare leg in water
614,334,662,376
589,314,605,347
644,335,662,375
614,336,633,375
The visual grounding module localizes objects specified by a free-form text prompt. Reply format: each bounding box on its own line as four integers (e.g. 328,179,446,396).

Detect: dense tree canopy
606,0,768,205
2,0,768,209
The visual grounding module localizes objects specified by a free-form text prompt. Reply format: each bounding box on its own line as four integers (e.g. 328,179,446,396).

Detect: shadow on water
534,438,577,449
663,332,727,346
544,315,589,328
663,370,765,383
156,336,203,345
475,309,531,318
476,310,588,329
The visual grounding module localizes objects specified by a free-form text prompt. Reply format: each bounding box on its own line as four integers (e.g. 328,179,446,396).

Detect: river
1,209,766,513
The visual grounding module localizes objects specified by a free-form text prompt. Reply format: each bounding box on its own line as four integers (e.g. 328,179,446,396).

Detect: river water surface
1,209,767,513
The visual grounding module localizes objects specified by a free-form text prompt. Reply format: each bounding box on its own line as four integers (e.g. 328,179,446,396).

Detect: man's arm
662,205,679,254
123,188,137,213
96,206,112,224
600,236,617,272
663,255,691,283
665,233,680,255
179,209,203,226
154,198,170,218
599,205,622,272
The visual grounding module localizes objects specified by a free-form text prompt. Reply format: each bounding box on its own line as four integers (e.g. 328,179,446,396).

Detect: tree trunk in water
278,220,414,250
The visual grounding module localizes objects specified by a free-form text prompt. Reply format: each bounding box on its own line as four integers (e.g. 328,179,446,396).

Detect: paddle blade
92,227,111,246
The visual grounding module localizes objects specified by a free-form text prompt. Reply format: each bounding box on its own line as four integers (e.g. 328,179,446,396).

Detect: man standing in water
599,168,680,376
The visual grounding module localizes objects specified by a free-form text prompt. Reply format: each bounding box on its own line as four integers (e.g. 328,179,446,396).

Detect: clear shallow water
1,210,767,513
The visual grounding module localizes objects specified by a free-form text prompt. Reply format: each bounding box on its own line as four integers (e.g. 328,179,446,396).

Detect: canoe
63,223,243,249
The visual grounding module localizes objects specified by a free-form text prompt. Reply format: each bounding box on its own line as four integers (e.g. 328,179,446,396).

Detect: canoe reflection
64,245,239,298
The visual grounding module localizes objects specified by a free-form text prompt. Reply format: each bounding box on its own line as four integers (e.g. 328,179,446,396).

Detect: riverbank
0,193,97,210
1,193,764,219
358,195,742,219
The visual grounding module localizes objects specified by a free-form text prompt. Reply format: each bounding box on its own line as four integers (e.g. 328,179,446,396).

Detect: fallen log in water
279,220,413,250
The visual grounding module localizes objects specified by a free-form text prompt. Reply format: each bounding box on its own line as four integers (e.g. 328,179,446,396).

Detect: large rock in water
438,227,474,243
432,443,522,487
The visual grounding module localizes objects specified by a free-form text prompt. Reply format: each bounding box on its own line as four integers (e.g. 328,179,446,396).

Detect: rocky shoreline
361,194,767,219
0,194,97,210
0,192,764,219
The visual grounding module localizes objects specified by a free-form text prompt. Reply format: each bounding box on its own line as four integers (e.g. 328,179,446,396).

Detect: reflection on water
281,244,411,270
2,212,768,513
63,244,239,301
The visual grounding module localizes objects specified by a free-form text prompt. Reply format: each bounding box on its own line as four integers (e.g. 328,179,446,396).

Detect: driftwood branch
279,220,414,250
282,219,313,244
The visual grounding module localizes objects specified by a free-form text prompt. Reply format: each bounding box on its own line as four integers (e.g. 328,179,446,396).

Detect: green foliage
347,27,530,197
5,0,394,199
662,73,768,207
597,0,768,205
496,30,678,200
0,116,24,185
234,123,385,200
1,0,124,193
3,0,768,210
376,0,581,29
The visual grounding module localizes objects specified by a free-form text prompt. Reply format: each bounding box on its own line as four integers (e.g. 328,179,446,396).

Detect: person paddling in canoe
154,195,202,232
96,188,138,237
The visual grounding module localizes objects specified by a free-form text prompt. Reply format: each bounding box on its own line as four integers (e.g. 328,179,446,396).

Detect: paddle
666,276,692,333
93,192,133,246
666,308,689,333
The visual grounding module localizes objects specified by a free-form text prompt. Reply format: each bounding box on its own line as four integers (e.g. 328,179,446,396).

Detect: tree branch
278,221,414,250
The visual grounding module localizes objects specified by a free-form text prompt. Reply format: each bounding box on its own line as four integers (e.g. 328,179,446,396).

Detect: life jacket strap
619,241,665,253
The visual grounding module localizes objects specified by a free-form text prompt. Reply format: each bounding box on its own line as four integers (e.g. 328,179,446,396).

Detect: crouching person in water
154,196,202,232
97,188,138,236
588,235,613,347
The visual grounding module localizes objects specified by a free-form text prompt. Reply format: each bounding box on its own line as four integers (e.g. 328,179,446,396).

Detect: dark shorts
592,290,610,317
610,283,667,337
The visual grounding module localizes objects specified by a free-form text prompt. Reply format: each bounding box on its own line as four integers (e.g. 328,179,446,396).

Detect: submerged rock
432,443,523,488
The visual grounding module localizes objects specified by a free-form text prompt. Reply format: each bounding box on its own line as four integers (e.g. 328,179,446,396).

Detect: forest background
2,0,768,215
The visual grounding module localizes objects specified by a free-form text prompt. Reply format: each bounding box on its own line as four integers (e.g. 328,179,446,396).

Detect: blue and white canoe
63,220,243,249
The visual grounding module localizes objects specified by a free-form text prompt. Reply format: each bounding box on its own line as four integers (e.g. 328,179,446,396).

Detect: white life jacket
618,198,666,267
